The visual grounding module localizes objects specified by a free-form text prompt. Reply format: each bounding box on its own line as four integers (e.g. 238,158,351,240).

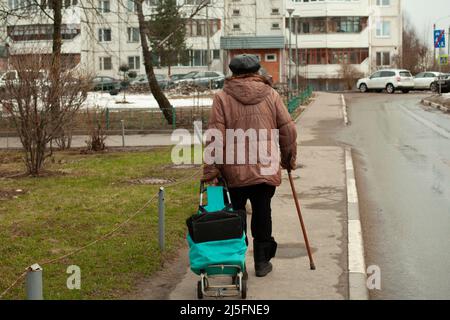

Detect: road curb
421,98,449,113
345,147,369,300
341,94,349,126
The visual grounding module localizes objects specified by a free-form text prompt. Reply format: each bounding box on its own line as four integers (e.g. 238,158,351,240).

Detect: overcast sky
403,0,450,47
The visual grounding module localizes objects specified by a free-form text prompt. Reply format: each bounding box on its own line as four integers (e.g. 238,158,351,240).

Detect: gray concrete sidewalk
0,133,193,149
168,92,349,300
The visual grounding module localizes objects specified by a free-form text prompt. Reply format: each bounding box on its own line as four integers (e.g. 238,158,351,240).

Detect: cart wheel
241,279,247,299
197,281,203,299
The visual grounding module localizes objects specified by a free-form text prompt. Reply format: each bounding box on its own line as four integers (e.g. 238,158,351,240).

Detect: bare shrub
85,108,107,152
339,63,364,90
0,55,89,175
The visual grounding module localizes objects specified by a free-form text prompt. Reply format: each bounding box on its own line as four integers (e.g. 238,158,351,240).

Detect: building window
376,20,391,37
176,50,218,67
128,56,140,70
146,0,159,5
265,54,277,62
233,24,240,31
99,57,112,70
98,0,110,13
271,23,280,30
232,9,240,16
376,52,390,66
271,8,280,15
213,49,220,60
127,27,140,42
376,0,390,6
290,16,368,34
127,0,137,12
183,0,205,5
298,48,369,65
98,28,111,42
185,19,220,37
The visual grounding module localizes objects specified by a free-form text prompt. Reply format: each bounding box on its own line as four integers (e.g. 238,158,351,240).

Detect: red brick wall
229,49,281,83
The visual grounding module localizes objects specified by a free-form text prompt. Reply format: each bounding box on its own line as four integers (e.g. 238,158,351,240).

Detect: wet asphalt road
338,93,450,300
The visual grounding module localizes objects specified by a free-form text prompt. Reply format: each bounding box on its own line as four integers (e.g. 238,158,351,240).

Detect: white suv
357,69,414,94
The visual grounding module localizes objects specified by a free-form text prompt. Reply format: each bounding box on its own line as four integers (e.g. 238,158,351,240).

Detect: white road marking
400,105,450,139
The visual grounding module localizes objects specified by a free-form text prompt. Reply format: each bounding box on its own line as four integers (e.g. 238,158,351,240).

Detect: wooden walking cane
287,169,316,270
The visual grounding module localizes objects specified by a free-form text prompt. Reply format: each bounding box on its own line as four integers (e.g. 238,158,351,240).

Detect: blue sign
434,29,446,49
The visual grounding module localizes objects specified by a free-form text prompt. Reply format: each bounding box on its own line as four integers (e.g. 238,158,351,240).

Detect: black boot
253,240,275,277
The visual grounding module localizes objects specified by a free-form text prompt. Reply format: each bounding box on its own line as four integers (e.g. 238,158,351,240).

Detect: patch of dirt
0,188,26,201
124,245,189,300
129,177,176,185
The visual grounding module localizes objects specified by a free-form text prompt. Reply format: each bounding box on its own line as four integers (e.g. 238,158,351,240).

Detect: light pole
287,8,295,100
294,15,300,94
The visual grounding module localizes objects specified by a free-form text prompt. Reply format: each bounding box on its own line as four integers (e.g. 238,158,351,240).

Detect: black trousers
229,184,276,242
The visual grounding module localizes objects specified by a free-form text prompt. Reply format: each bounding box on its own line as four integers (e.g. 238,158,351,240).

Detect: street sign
439,54,449,65
434,29,446,49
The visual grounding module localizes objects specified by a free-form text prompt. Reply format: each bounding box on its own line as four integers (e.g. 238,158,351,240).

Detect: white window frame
375,20,391,38
265,53,277,62
99,56,112,70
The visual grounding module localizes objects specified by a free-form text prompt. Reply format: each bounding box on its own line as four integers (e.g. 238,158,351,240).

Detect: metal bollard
158,187,165,251
121,120,125,147
26,264,43,300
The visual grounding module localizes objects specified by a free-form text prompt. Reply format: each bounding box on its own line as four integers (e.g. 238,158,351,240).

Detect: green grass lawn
0,148,200,299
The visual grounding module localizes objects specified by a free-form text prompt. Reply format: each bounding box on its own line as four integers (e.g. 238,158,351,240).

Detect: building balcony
288,0,370,17
286,26,369,49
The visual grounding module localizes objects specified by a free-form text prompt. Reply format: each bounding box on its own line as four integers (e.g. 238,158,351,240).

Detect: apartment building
1,0,82,69
1,0,224,77
81,0,225,77
1,0,402,88
286,0,403,90
221,0,286,82
221,0,402,90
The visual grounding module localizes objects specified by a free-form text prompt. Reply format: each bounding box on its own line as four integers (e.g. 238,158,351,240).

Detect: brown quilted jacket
203,75,297,188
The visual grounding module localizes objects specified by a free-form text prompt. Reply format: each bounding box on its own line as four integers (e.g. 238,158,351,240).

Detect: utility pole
295,15,299,94
434,24,436,69
287,8,294,101
206,2,211,71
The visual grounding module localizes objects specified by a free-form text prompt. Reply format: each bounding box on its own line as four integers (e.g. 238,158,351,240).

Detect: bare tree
338,63,364,90
135,0,209,124
0,55,89,175
395,15,430,74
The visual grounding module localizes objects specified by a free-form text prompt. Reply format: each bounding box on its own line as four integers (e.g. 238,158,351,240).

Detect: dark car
432,73,450,93
173,71,225,89
91,76,121,95
170,73,187,82
130,74,170,90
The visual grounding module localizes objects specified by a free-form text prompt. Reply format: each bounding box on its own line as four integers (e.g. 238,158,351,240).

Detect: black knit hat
229,54,261,75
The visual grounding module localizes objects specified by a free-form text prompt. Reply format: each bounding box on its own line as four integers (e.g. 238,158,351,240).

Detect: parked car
170,73,187,82
91,76,121,95
413,71,442,91
173,71,225,89
131,74,170,90
431,73,450,93
357,69,414,94
0,69,48,91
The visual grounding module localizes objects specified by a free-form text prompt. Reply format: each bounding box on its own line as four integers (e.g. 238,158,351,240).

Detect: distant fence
0,106,211,136
287,86,313,114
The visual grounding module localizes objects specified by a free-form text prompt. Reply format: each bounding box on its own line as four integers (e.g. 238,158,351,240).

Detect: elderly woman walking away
202,54,298,277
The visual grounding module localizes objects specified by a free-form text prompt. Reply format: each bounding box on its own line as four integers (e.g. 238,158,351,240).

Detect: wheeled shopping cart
186,179,248,299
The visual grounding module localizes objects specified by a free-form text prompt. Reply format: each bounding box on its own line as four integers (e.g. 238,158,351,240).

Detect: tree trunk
136,0,174,124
